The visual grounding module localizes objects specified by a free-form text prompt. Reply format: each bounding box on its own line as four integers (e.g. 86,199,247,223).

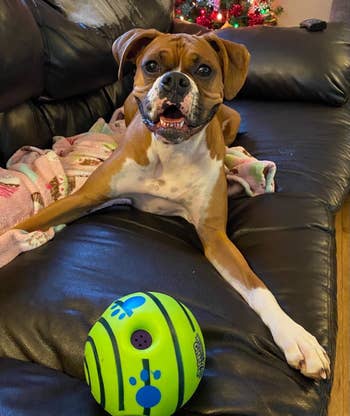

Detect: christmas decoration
175,0,283,29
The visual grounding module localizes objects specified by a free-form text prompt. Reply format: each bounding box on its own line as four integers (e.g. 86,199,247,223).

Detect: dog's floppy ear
202,33,250,100
112,28,162,79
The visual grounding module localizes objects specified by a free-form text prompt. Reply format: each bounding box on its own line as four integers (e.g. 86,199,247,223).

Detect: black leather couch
0,1,349,415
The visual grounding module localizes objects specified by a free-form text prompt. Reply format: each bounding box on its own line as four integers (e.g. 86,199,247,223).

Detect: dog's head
113,29,250,144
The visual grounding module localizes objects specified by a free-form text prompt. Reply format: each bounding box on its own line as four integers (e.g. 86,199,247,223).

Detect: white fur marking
108,128,221,226
147,72,199,120
248,288,330,378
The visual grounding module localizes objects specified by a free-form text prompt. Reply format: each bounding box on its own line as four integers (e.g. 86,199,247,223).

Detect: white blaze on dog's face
143,71,200,135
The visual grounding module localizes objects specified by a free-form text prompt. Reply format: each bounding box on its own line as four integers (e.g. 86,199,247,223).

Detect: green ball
84,292,206,416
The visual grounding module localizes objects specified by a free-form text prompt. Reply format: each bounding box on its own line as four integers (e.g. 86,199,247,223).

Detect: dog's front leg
12,154,125,233
194,179,330,379
12,191,107,233
11,117,153,234
198,226,330,379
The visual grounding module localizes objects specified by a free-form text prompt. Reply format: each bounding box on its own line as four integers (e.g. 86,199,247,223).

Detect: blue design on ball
129,363,162,409
136,385,161,408
153,370,161,380
110,295,146,319
129,377,137,386
141,369,150,382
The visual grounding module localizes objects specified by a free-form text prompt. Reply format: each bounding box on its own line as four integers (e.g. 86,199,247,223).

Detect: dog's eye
144,60,160,74
196,64,212,77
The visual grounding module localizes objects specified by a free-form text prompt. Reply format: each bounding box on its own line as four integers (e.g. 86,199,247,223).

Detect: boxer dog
13,29,330,379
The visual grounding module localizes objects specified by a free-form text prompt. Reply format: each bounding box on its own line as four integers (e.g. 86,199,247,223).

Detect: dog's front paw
271,315,330,380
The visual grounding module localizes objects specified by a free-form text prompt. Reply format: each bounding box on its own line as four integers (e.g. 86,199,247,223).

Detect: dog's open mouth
136,96,213,143
157,105,186,130
150,104,194,143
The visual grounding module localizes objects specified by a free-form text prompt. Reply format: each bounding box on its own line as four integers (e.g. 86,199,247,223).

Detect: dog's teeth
160,117,185,129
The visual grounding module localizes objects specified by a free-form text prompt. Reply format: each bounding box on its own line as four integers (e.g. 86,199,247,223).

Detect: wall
277,0,333,26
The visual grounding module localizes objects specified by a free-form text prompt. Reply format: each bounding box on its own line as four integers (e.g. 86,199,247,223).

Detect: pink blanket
0,113,276,267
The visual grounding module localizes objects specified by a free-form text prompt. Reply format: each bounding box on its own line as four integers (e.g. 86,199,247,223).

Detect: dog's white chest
108,130,222,225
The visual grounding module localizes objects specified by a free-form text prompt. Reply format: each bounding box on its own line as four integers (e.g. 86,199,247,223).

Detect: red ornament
210,10,218,20
196,14,212,28
248,10,264,26
230,4,243,17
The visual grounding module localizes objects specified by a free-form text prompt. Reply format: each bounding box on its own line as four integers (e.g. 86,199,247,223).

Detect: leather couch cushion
0,202,335,415
229,99,350,210
0,78,132,167
0,358,105,415
0,0,44,113
26,0,173,100
217,23,350,106
0,0,172,110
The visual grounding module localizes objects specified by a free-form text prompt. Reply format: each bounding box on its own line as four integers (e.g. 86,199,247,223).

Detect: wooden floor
328,196,350,415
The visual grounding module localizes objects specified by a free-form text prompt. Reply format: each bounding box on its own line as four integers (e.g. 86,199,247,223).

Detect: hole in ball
131,330,152,350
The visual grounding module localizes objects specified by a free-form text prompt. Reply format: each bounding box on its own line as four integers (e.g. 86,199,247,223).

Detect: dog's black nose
160,72,191,96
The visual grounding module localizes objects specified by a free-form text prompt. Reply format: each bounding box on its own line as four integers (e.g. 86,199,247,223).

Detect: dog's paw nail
320,369,327,380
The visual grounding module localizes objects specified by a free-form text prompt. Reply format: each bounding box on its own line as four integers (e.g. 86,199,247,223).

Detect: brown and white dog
13,29,330,379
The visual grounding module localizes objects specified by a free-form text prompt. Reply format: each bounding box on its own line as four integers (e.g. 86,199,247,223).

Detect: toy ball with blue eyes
84,292,206,416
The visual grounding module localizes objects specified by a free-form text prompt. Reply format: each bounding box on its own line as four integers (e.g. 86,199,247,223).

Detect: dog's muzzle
158,72,191,103
136,71,218,144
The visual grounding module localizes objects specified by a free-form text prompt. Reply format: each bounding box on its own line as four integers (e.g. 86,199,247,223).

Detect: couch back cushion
26,0,173,100
0,0,172,165
0,0,173,112
217,23,350,106
0,0,44,113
